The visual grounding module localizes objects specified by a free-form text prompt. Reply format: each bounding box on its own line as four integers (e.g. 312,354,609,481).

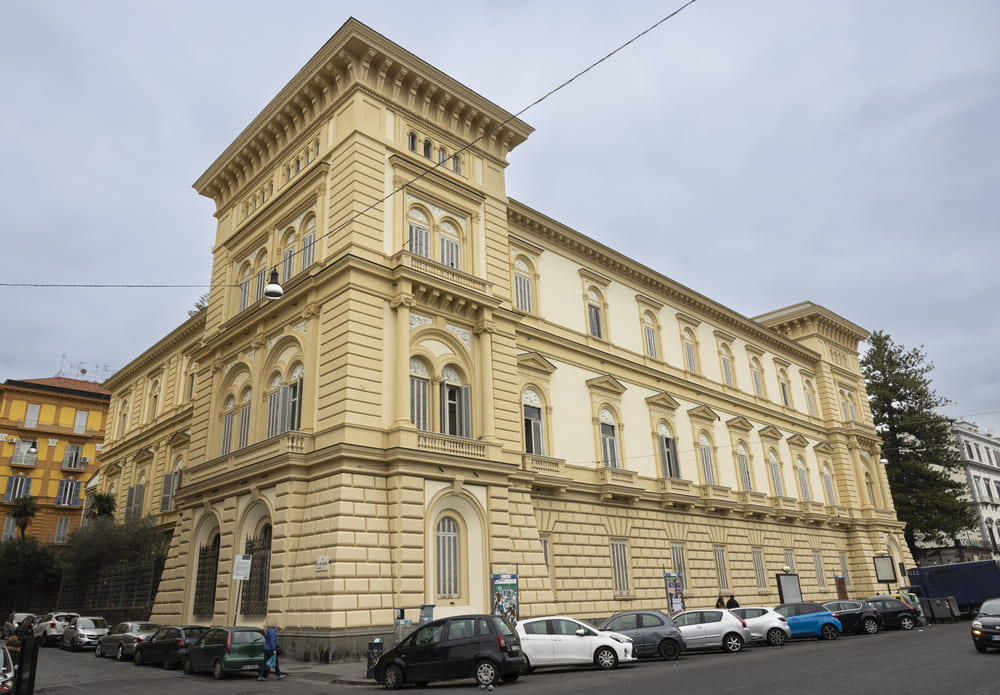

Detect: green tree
87,492,117,519
861,330,977,558
9,496,40,538
59,516,168,576
0,536,62,597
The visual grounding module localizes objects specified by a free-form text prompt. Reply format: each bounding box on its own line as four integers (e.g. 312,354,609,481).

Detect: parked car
133,625,210,669
183,627,266,679
1,642,14,694
516,615,636,671
33,612,79,646
971,597,1000,652
866,595,919,630
670,609,751,653
373,614,526,688
729,607,791,646
61,617,109,650
2,613,33,640
822,600,883,635
774,603,842,640
96,621,161,660
599,610,686,660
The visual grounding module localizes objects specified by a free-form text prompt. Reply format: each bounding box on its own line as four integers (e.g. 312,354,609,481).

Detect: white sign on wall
233,554,252,580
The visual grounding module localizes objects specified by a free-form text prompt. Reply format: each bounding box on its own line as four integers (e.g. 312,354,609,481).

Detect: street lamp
263,268,283,299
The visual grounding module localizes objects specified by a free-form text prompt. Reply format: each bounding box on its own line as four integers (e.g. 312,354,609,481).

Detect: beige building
97,18,912,656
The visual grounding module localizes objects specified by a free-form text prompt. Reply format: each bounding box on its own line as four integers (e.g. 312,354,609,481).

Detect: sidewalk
280,658,375,686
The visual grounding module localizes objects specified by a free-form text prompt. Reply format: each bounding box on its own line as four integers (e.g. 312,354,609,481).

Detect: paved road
27,621,999,695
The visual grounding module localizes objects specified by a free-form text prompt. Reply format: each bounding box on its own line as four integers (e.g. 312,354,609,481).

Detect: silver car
96,621,161,660
671,609,752,653
729,606,791,646
61,616,109,651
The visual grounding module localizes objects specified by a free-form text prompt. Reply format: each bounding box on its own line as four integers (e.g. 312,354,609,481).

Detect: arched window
599,408,619,468
768,449,784,496
266,364,303,437
720,344,735,387
118,399,129,438
642,312,659,359
698,433,716,484
440,366,471,438
513,258,534,313
796,456,811,501
221,395,236,455
438,147,447,164
657,423,679,478
586,289,605,339
839,389,857,421
238,262,252,312
148,381,160,421
803,379,818,417
194,533,220,616
523,388,545,455
865,473,877,506
436,516,460,598
408,132,417,152
439,221,460,269
281,228,296,282
822,464,837,505
751,358,765,398
301,216,316,269
423,139,432,158
683,330,699,373
407,207,431,258
253,252,269,302
736,441,752,491
409,358,430,431
241,524,272,616
161,457,182,512
238,387,253,449
778,370,792,407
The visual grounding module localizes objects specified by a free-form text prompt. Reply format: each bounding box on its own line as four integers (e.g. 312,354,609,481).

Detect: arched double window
522,388,545,455
599,408,619,468
436,516,460,599
266,364,303,437
768,450,784,496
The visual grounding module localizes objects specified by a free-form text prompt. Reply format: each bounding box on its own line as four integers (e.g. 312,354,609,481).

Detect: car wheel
862,618,879,635
475,659,499,685
95,643,103,658
523,655,534,673
899,615,915,631
594,646,618,670
659,639,681,660
975,643,988,653
163,653,173,670
382,664,403,690
116,644,125,661
212,659,226,680
820,624,839,641
723,633,744,653
502,672,520,683
133,649,144,665
183,656,194,674
766,628,786,646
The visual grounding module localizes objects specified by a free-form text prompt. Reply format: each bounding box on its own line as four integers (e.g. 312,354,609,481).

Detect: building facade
97,19,913,656
1,377,109,543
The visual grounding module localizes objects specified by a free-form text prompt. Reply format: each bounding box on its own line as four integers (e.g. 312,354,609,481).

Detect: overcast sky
2,0,998,434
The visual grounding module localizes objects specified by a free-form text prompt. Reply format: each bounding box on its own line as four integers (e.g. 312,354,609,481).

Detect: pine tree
861,330,977,558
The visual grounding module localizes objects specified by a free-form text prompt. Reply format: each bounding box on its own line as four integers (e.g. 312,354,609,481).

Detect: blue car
774,603,842,640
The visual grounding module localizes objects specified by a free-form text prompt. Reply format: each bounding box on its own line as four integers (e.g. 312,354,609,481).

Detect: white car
671,609,752,652
515,616,636,670
33,612,80,646
729,607,791,646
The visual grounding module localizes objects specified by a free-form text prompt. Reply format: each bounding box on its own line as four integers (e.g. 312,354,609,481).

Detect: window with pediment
523,388,546,455
720,344,735,386
768,449,784,496
599,408,619,468
736,441,753,491
657,423,680,478
698,432,717,484
796,456,811,501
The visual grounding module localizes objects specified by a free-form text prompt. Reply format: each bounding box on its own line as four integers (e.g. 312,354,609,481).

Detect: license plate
991,635,1000,642
243,664,257,670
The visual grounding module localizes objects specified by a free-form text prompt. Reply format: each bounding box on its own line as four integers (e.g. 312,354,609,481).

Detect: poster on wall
664,573,685,614
491,573,519,624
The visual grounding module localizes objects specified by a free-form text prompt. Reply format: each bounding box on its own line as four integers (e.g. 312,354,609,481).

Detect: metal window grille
241,528,272,616
813,551,826,590
611,540,630,595
194,539,220,616
436,517,459,598
714,547,729,591
753,548,767,591
671,544,686,590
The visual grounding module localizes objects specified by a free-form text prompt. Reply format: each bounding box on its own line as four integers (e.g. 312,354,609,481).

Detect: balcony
417,432,487,459
658,477,699,509
597,466,639,503
769,495,802,520
392,250,492,295
194,432,314,481
798,499,828,524
522,454,565,476
737,489,772,518
1,417,102,438
697,484,738,514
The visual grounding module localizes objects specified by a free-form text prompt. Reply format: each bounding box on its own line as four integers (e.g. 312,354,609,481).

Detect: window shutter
267,391,280,438
439,381,448,433
125,486,135,520
459,385,471,438
3,477,14,502
278,384,292,434
530,420,544,455
238,404,251,448
409,224,430,258
22,478,32,498
161,474,174,511
440,237,460,269
72,481,81,506
56,480,67,506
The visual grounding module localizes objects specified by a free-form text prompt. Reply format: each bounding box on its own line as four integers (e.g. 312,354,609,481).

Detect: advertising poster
491,573,519,624
664,572,685,614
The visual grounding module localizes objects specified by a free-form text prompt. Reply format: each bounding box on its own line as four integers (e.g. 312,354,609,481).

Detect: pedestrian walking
259,623,287,681
726,595,740,609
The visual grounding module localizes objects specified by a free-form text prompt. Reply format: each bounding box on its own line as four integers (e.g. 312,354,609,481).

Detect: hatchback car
774,603,842,640
96,621,161,660
670,609,751,653
134,625,210,669
374,614,526,689
600,610,686,660
33,612,79,646
729,607,791,646
61,616,109,650
517,615,636,671
823,600,882,635
183,627,266,679
866,596,918,630
971,597,1000,652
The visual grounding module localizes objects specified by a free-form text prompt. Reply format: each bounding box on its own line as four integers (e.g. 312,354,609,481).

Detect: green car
182,627,266,679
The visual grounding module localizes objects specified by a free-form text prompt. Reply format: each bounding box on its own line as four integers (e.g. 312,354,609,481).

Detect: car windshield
979,600,1000,616
489,616,515,636
137,623,159,632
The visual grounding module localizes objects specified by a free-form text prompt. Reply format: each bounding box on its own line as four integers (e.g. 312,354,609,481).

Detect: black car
971,598,1000,652
822,600,883,634
373,614,526,689
866,596,918,630
599,610,686,660
133,625,210,669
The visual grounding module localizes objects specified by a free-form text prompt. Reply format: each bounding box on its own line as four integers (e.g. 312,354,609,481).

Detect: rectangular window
722,356,733,386
2,514,16,540
659,436,679,478
738,451,752,491
644,325,658,359
410,377,429,431
301,232,315,268
440,383,471,438
714,546,729,591
160,471,181,512
838,552,851,587
124,483,144,520
752,548,767,591
11,441,37,467
440,237,460,269
523,405,545,455
600,423,618,468
813,551,826,590
54,517,70,544
221,412,234,455
995,481,1000,499
24,404,40,428
3,476,32,502
588,304,603,339
514,274,532,313
62,445,83,469
784,550,796,573
974,477,983,500
238,403,251,448
408,224,430,258
55,480,81,507
239,278,250,311
540,536,550,576
671,544,687,590
74,410,89,434
611,540,630,595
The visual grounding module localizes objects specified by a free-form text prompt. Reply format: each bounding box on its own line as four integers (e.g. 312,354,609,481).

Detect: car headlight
609,635,626,643
972,620,983,630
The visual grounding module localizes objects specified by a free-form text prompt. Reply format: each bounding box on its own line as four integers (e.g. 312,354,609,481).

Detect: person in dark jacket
726,595,740,609
258,624,286,681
